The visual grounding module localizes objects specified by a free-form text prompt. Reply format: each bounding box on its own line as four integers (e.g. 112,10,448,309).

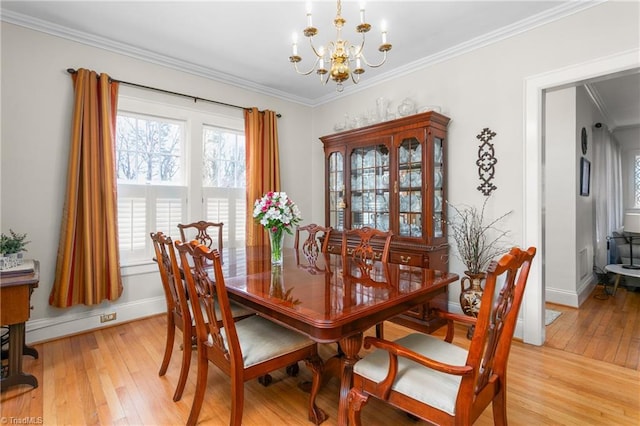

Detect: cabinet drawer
389,251,425,267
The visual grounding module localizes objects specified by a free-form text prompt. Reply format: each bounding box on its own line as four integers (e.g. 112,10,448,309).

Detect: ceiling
1,0,638,127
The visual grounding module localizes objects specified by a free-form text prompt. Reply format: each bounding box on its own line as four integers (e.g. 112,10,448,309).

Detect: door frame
522,48,640,345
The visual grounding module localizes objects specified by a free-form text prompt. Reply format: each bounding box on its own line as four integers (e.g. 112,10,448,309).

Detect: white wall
1,22,312,342
2,1,639,344
544,87,578,305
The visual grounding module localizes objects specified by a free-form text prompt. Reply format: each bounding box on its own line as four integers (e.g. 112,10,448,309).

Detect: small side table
604,264,640,295
1,260,39,392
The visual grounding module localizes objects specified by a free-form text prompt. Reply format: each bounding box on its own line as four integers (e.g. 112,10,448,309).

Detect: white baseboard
25,296,166,345
545,288,579,307
546,273,596,308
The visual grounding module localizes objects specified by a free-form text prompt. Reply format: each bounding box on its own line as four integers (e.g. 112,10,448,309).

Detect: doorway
522,49,640,345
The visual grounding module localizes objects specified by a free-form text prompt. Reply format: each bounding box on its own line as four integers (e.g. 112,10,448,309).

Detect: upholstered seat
353,332,467,416
218,315,317,368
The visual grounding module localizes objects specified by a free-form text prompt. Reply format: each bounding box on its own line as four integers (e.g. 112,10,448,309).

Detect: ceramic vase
268,228,284,265
460,271,486,339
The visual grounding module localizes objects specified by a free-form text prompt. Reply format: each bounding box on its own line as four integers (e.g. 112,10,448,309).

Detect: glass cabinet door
350,145,390,231
433,137,444,238
397,136,423,238
328,152,344,231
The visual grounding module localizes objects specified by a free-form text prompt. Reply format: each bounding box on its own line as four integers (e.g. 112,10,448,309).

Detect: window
115,94,246,265
116,112,187,263
202,126,247,246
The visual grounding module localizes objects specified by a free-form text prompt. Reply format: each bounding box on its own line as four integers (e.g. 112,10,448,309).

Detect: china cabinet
320,111,451,333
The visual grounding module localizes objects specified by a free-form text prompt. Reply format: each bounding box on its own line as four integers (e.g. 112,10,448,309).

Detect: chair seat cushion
211,315,314,368
354,333,468,416
188,299,254,326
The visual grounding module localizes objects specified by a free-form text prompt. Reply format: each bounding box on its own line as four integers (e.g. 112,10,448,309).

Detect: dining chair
294,223,332,272
177,220,224,261
175,241,326,426
150,231,195,402
347,246,537,426
150,232,253,402
342,226,393,269
342,226,393,338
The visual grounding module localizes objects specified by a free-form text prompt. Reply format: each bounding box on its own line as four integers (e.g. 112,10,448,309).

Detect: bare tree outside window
116,114,182,184
203,127,245,188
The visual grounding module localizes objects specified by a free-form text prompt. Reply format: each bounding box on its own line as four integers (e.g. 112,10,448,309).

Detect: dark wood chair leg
347,388,369,426
159,315,174,376
173,327,192,401
186,350,208,426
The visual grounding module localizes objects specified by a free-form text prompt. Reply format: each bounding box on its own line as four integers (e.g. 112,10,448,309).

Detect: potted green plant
448,198,511,337
0,229,30,270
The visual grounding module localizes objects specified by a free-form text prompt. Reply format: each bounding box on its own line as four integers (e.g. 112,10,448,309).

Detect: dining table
209,246,459,425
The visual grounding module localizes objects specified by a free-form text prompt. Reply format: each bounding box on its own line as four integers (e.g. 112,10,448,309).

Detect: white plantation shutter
156,196,184,241
235,197,246,243
118,197,146,259
203,188,245,248
205,196,229,241
117,184,186,263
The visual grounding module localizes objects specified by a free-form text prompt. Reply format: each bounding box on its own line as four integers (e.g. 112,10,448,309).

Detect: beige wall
1,1,639,343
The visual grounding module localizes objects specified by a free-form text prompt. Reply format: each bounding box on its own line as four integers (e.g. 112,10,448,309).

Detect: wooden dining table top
216,246,459,343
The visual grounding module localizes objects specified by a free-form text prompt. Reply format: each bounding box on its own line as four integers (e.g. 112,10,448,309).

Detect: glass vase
268,228,285,265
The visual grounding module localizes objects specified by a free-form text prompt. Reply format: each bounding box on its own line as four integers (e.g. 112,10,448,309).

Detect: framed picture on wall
580,157,590,196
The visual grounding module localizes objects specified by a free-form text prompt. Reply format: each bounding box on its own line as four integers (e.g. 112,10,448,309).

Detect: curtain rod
66,68,281,118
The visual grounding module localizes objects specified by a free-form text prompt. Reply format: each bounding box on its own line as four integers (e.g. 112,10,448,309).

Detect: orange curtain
49,68,123,307
244,108,280,247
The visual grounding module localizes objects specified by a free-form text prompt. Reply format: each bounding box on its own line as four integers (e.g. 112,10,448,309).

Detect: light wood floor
545,285,640,371
2,288,639,425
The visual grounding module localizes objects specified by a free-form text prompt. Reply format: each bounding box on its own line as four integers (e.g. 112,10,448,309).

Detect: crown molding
2,1,604,107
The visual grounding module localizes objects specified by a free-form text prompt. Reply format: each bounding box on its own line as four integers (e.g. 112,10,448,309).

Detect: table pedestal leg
336,333,363,426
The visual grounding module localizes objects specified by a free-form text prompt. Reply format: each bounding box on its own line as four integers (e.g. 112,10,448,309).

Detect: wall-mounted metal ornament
475,128,497,196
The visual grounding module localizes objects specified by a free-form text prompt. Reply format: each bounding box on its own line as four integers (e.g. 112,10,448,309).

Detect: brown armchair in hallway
175,241,326,426
348,246,537,426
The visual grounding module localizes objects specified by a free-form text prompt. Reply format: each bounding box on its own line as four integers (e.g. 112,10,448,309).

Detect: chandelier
289,0,392,92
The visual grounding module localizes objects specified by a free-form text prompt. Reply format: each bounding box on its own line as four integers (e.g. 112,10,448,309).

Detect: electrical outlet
100,312,117,323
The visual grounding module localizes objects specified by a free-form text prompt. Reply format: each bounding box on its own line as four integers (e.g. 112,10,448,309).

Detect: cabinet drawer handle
400,255,411,264
327,245,335,252
374,252,382,260
347,248,354,255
